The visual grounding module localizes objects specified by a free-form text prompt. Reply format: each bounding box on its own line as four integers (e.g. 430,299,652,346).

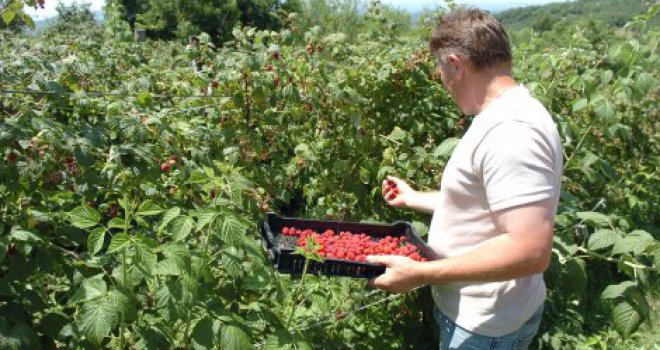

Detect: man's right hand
382,176,440,214
382,176,414,208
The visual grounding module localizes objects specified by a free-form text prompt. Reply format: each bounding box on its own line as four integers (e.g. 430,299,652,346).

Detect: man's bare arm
368,199,555,292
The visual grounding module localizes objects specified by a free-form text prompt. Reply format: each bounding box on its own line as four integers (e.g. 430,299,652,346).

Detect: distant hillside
496,0,653,31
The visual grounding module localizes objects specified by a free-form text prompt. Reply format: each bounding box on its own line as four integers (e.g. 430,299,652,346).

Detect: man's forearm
415,233,551,285
405,191,440,214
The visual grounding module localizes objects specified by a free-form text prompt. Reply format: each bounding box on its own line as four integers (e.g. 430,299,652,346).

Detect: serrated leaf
109,287,137,323
218,215,248,245
159,207,181,232
134,244,157,275
10,227,42,242
601,281,636,300
191,317,216,350
262,329,293,350
572,98,588,113
377,166,396,181
163,243,191,265
118,197,132,212
576,211,611,227
107,233,130,254
170,216,194,241
2,9,16,25
593,99,615,120
221,324,253,350
637,72,655,94
136,200,162,216
433,138,460,157
69,205,101,229
108,217,127,229
564,257,587,294
411,221,429,238
221,251,243,278
155,258,185,276
612,301,642,337
611,230,654,255
588,229,618,251
195,211,218,231
21,13,35,30
69,274,107,304
387,126,407,141
88,228,106,255
155,280,185,320
600,70,613,85
78,295,117,344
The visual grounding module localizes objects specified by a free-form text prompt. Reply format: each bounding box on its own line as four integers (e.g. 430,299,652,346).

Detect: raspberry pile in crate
281,227,427,262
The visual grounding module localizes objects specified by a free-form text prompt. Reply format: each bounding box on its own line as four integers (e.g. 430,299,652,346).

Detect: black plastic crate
260,212,437,279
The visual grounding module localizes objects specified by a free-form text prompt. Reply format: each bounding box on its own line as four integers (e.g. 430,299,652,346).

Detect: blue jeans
434,305,544,350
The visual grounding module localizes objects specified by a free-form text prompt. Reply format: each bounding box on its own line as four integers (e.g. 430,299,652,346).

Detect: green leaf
221,248,243,278
2,9,16,25
10,227,42,242
601,281,636,300
191,317,216,350
576,211,611,227
588,229,618,251
262,329,293,350
78,296,117,344
564,257,587,294
433,138,460,157
159,207,181,231
134,244,157,275
107,233,130,254
109,287,137,323
358,167,370,184
136,200,163,216
593,99,615,120
611,230,654,256
219,215,248,245
69,205,101,229
170,216,194,242
162,243,191,266
40,312,69,339
195,211,218,232
377,166,396,181
108,217,127,229
572,98,588,113
0,237,7,265
411,221,429,238
636,72,655,94
21,13,35,30
88,227,106,255
600,70,613,85
221,324,253,350
155,258,185,276
118,197,133,212
387,126,407,141
3,322,39,350
612,301,642,337
68,274,107,304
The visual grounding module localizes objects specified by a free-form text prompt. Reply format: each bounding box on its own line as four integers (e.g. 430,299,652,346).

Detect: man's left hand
366,255,425,293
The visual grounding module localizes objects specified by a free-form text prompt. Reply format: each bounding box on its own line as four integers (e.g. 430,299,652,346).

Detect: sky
25,0,569,20
382,0,570,12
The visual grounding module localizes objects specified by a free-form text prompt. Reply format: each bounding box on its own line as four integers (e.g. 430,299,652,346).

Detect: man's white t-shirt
427,85,563,337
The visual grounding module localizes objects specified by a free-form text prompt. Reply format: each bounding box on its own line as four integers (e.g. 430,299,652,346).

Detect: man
366,7,563,350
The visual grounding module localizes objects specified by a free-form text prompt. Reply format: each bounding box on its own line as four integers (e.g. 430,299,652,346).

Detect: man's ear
446,54,464,77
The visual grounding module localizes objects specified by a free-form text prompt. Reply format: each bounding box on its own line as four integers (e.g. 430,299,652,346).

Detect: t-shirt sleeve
473,121,558,212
